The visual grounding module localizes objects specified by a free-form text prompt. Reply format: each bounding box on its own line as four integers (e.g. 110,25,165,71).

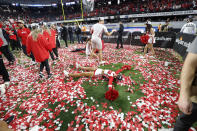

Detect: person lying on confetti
64,63,131,101
64,62,132,88
64,62,123,82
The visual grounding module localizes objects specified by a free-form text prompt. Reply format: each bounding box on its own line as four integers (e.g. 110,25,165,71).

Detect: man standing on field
90,18,115,64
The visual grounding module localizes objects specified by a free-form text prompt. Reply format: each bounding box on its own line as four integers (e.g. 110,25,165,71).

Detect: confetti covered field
0,43,197,131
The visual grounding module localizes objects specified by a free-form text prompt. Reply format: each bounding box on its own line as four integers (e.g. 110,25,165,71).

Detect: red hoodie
17,27,31,46
26,33,52,62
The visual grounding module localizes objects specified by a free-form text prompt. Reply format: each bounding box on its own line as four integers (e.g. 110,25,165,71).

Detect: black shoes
5,115,14,124
116,46,123,49
48,74,53,79
39,73,44,78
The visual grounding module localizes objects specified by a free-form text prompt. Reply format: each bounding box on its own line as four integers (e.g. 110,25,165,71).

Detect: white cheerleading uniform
91,23,108,50
85,41,92,56
147,28,155,44
94,69,116,77
148,34,155,44
180,22,196,35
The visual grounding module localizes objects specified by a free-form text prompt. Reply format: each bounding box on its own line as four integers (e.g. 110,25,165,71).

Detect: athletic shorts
91,36,102,50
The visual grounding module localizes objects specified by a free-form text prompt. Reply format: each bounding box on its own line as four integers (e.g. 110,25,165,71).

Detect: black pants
16,40,21,50
10,39,17,51
69,34,74,44
174,102,197,131
22,45,35,61
40,59,50,75
117,35,123,48
0,45,15,62
50,48,59,60
56,38,60,48
62,38,68,47
52,48,58,58
0,55,10,82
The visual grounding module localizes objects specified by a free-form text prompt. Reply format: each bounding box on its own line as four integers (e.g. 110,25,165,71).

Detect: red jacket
0,37,3,55
8,30,17,41
43,30,52,51
50,29,56,49
17,27,31,46
26,34,52,62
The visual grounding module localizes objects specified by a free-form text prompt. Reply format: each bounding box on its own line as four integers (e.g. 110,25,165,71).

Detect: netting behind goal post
82,0,95,13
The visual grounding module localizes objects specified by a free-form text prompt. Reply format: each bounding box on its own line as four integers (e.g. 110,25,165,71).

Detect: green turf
193,122,197,128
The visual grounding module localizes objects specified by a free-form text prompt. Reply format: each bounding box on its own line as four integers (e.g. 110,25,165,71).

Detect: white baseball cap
17,20,25,24
99,17,105,21
146,20,151,25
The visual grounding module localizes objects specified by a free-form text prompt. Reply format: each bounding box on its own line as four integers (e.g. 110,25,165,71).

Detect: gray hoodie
0,28,8,46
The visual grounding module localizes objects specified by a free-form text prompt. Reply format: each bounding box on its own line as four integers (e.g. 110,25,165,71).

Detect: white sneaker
75,62,79,69
30,125,40,131
99,61,106,65
149,56,155,58
63,70,69,77
139,56,145,59
30,61,36,65
0,84,6,95
4,81,10,87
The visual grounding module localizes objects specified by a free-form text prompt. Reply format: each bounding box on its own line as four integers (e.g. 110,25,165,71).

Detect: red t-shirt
17,27,31,46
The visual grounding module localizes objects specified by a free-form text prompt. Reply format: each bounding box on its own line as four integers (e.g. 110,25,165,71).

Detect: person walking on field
26,27,52,79
17,20,35,64
144,21,155,56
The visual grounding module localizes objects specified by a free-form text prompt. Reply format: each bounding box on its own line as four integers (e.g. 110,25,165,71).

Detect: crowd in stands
0,0,196,23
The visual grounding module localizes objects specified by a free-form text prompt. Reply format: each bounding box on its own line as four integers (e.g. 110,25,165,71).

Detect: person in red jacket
42,24,56,61
17,20,35,63
26,27,52,79
0,37,10,95
50,24,59,59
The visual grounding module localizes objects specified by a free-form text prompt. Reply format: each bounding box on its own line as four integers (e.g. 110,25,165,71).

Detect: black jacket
61,26,68,38
118,24,124,36
68,27,73,34
75,27,81,35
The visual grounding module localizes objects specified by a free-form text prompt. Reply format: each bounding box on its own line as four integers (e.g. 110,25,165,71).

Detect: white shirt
180,22,196,35
91,23,108,38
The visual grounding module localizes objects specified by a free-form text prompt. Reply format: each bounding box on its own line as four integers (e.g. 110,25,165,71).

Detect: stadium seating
0,0,196,22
